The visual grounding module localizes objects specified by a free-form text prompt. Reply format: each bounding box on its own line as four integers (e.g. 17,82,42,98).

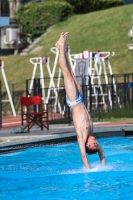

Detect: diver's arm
77,138,91,169
97,143,106,166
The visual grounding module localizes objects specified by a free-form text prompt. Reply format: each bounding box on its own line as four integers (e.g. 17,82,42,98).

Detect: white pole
0,61,16,116
29,57,42,95
39,58,45,103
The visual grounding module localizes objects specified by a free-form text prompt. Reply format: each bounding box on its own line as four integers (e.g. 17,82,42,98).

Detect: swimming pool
0,136,133,200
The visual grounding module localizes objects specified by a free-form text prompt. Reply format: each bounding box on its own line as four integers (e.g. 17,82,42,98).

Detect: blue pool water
0,136,133,200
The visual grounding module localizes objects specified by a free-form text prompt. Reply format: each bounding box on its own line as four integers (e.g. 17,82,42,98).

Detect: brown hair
85,146,98,155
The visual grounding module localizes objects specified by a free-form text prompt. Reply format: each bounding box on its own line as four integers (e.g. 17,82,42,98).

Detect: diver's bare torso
72,102,93,143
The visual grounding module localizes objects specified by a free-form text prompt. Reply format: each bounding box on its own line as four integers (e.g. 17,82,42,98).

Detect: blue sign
0,17,9,27
128,82,133,88
124,0,133,4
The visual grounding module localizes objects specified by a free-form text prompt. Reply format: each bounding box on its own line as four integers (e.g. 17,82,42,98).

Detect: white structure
4,28,20,44
29,46,118,114
0,60,16,116
68,47,119,109
29,47,65,114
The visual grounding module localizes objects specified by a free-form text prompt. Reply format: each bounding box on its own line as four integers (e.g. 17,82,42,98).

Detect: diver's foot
55,32,69,49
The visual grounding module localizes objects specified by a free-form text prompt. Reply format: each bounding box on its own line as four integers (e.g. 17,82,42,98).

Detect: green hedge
15,0,124,40
94,0,124,11
15,1,73,40
66,0,124,14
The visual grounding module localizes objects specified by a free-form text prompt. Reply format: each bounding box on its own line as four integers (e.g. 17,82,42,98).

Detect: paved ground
0,116,133,152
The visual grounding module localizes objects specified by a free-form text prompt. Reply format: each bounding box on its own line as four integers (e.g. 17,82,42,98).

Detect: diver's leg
55,32,78,101
71,70,83,95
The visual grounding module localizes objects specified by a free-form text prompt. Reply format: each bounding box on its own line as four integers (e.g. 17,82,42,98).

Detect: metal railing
1,73,133,124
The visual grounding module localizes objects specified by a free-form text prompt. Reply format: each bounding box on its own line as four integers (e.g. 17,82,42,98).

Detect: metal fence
1,73,133,124
1,81,26,116
25,74,133,122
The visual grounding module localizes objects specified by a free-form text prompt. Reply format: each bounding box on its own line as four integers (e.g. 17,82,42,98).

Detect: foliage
96,0,124,11
15,1,73,40
1,4,133,83
66,0,124,14
100,104,133,121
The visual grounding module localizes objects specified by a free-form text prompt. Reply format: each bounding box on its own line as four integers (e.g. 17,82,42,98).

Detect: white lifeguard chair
29,57,45,99
68,48,107,109
0,60,16,116
29,47,66,114
68,47,119,109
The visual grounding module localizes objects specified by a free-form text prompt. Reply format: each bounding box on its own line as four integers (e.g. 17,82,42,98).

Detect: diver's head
85,136,98,155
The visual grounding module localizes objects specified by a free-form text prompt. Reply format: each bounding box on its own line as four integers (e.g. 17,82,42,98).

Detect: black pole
89,76,92,112
26,79,29,96
115,76,119,108
33,79,41,96
107,84,110,108
124,74,127,106
111,75,114,109
96,87,100,121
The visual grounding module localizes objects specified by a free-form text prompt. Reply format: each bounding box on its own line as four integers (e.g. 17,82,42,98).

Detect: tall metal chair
20,95,49,132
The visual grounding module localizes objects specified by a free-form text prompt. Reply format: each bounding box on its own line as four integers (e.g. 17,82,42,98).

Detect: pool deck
0,116,133,153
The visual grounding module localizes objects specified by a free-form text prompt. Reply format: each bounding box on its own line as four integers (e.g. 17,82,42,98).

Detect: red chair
20,95,49,132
